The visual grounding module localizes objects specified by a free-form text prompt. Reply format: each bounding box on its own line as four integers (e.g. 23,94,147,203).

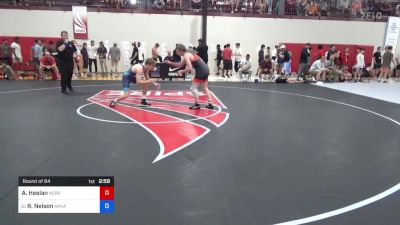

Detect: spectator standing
354,48,365,82
197,38,208,64
81,42,89,77
341,47,351,72
317,44,324,59
130,42,138,65
138,42,146,64
233,43,243,75
283,48,292,76
277,45,291,75
275,0,286,15
356,47,361,55
97,41,108,77
372,47,382,79
395,51,400,77
335,50,342,67
307,45,313,67
380,46,395,83
152,43,162,62
173,43,181,62
56,31,78,94
267,0,273,13
222,44,233,78
271,45,279,73
42,40,49,55
11,37,23,63
257,44,265,75
215,44,222,75
108,43,121,76
298,43,311,80
326,45,337,60
33,40,44,66
72,40,83,77
48,41,57,57
30,40,37,64
0,40,12,66
265,46,271,58
87,40,98,76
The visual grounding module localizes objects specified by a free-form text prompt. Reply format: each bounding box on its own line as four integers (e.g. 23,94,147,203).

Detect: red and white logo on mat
79,90,229,163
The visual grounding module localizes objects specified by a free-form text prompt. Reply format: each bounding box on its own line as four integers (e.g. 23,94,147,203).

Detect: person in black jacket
130,42,138,65
80,42,89,77
196,38,208,64
56,31,78,94
297,43,311,80
257,44,265,75
215,44,222,75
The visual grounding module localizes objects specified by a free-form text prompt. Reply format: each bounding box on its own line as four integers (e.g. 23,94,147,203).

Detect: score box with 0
18,176,115,214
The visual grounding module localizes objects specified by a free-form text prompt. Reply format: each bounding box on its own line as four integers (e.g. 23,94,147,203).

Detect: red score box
100,186,114,200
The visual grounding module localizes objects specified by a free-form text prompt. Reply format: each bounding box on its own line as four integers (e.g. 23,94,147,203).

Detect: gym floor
1,81,399,225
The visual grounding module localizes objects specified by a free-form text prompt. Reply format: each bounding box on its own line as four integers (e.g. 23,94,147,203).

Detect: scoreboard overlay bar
18,176,114,213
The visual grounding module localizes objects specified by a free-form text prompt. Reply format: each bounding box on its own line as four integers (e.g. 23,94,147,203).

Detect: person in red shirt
39,50,59,80
340,47,351,72
222,43,233,78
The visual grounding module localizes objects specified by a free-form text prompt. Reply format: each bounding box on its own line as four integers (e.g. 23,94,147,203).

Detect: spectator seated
0,61,16,80
239,68,252,81
39,51,59,80
238,54,252,82
258,55,273,80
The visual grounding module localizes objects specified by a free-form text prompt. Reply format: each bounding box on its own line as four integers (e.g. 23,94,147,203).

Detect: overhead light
130,0,137,5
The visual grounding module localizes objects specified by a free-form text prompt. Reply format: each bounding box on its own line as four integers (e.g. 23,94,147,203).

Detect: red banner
72,6,88,40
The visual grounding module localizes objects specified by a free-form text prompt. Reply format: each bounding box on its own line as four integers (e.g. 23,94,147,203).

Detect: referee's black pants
58,60,74,90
